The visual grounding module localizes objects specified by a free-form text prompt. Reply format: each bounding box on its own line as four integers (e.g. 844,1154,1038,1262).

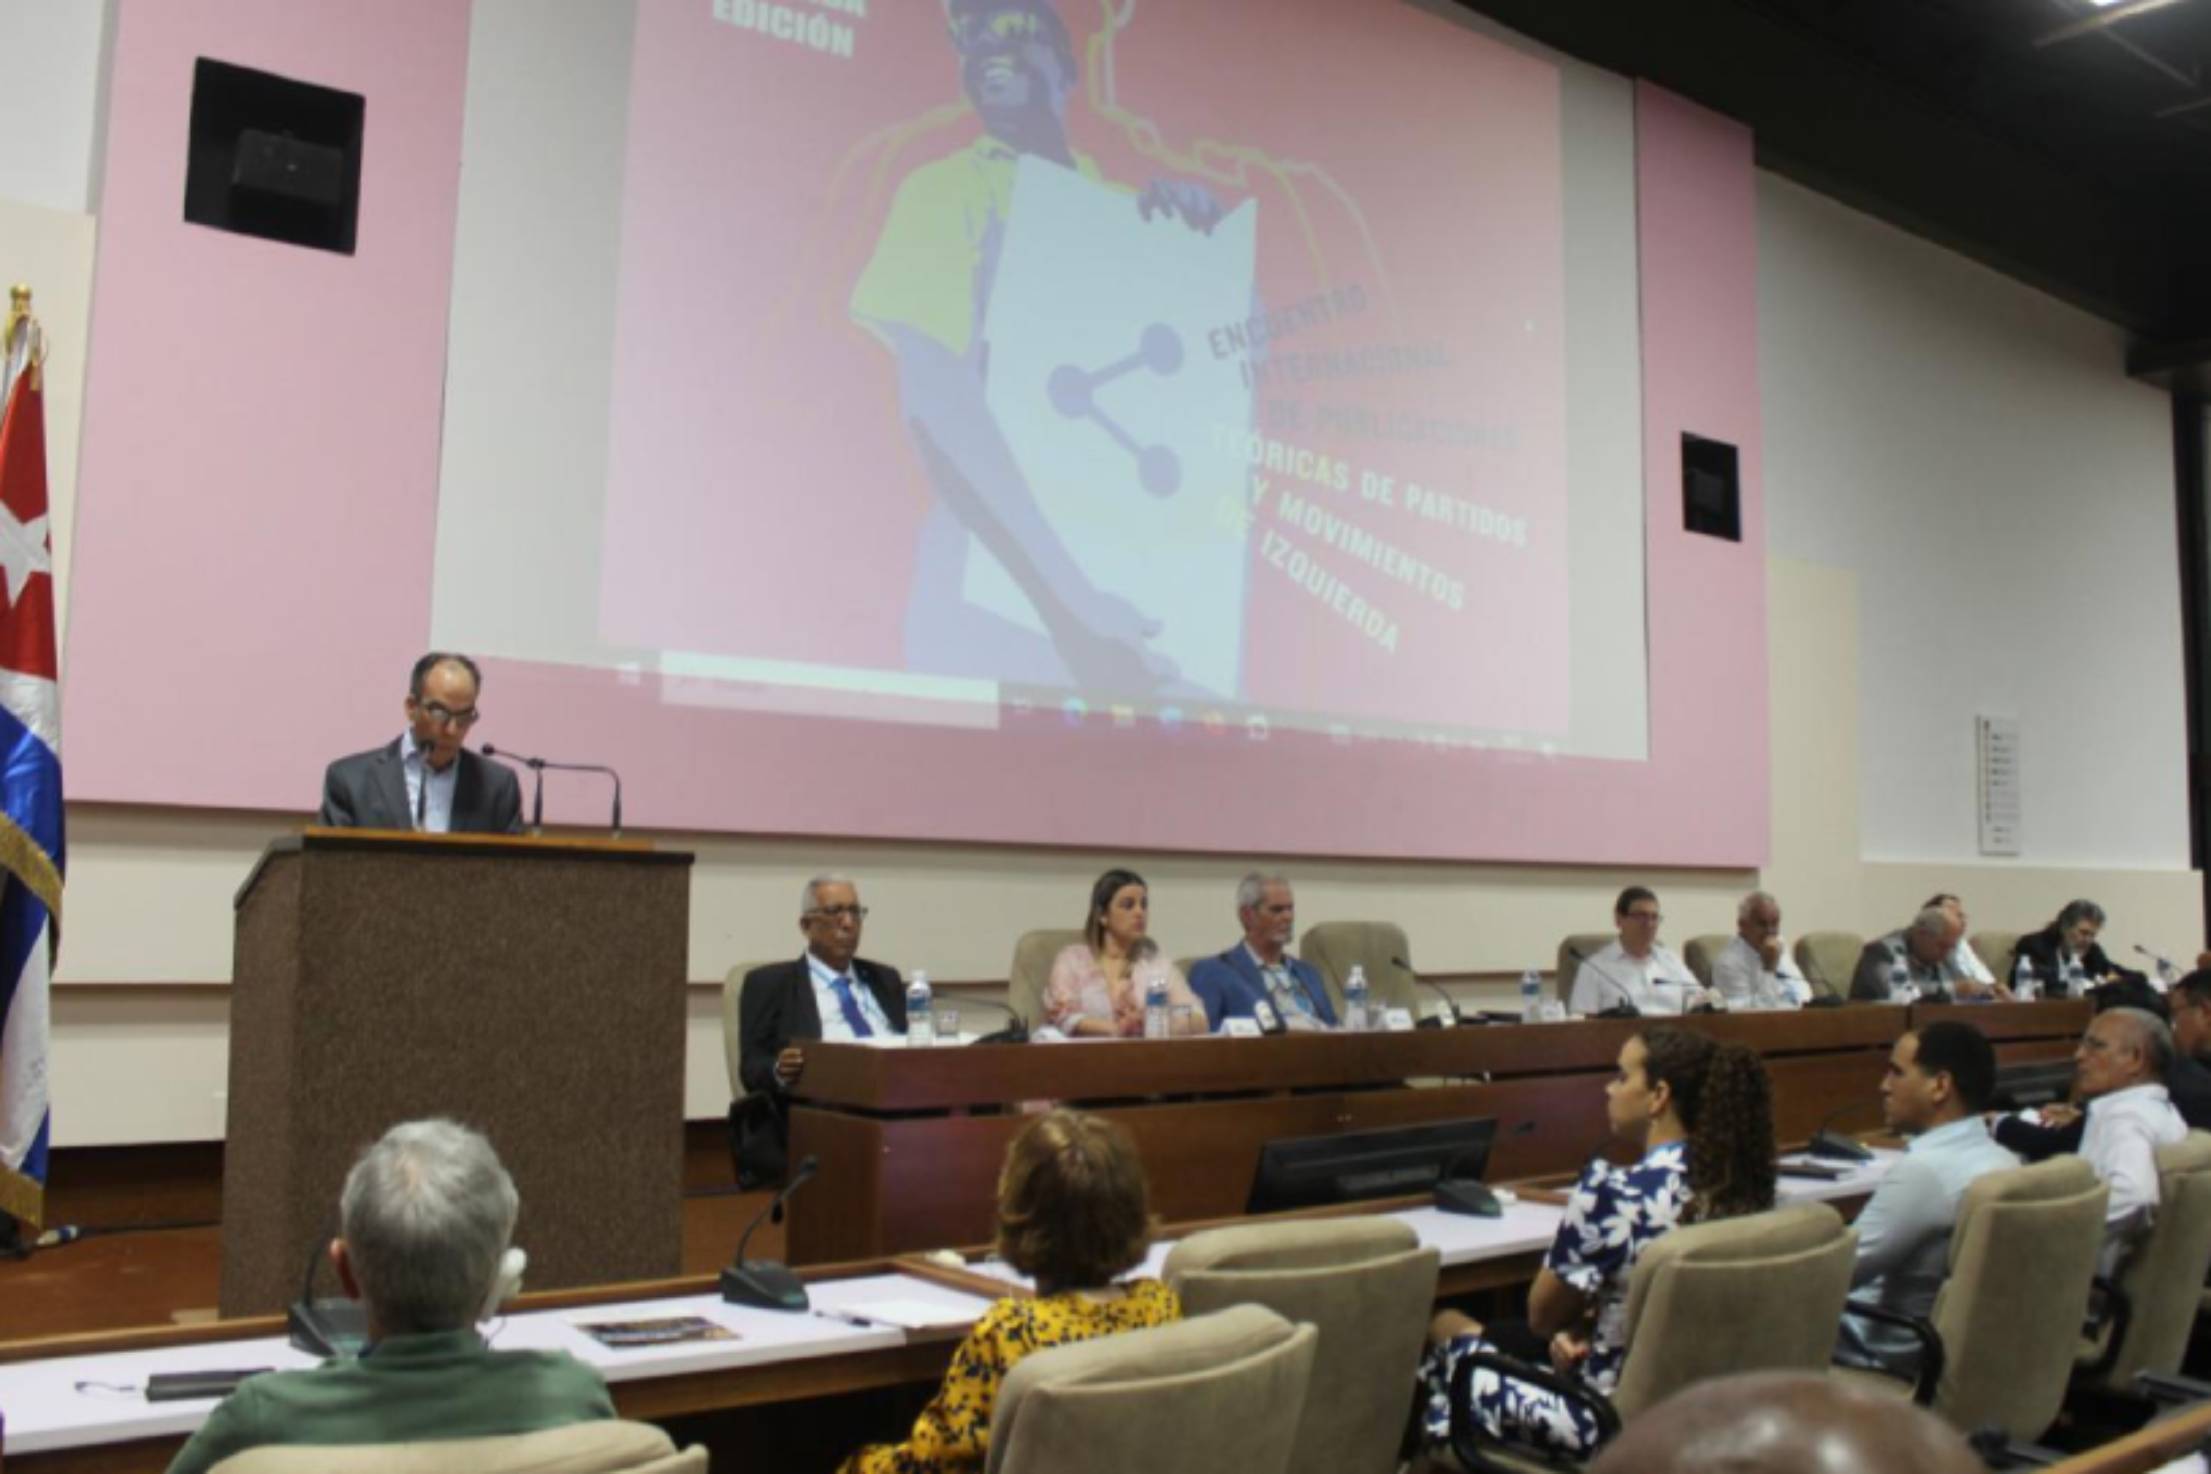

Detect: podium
219,829,693,1316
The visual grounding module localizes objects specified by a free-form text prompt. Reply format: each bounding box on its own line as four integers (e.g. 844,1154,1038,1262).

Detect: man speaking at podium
318,653,523,834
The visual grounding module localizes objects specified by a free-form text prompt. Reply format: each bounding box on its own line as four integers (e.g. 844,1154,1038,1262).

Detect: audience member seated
1185,872,1337,1033
2059,1008,2189,1273
1835,1022,2016,1377
165,1121,612,1474
1993,969,2211,1163
735,873,906,1186
1586,1370,1981,1474
838,1110,1181,1474
1710,890,1811,1010
1851,906,1983,1003
2009,898,2144,1000
1567,888,1713,1017
1926,892,2007,994
1416,1028,1776,1461
1042,868,1206,1037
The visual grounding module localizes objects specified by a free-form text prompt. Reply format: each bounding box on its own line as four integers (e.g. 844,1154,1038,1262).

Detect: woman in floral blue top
1419,1028,1776,1459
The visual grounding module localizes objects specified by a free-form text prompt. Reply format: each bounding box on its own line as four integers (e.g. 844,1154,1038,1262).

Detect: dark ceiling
1454,0,2211,374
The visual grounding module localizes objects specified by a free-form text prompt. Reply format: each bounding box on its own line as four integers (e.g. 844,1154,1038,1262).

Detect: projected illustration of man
851,0,1230,699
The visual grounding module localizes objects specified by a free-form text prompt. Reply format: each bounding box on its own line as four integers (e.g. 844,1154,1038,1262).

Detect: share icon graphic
1046,322,1185,498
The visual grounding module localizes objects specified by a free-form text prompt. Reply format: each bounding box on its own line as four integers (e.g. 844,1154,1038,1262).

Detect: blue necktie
830,975,874,1038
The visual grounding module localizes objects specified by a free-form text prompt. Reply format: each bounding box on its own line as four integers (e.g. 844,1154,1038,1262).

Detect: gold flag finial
4,284,44,392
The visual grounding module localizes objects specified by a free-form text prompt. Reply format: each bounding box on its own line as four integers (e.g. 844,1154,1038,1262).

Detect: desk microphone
1390,956,1467,1027
482,745,625,836
287,1231,368,1359
1805,1099,1878,1163
721,1155,821,1312
1564,947,1643,1019
945,994,1030,1045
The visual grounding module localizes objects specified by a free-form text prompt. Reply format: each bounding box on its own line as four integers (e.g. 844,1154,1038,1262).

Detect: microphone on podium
1564,946,1642,1019
482,745,625,836
721,1155,821,1312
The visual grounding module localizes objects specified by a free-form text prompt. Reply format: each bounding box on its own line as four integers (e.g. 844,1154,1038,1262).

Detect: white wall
0,0,107,215
1758,174,2188,871
25,19,2206,1148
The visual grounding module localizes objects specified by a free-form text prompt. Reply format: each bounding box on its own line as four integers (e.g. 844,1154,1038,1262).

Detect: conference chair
1836,1158,2107,1448
1447,1202,1857,1472
208,1420,707,1474
1163,1217,1440,1474
1300,920,1420,1017
2075,1131,2211,1404
1553,932,1616,1008
1008,928,1085,1029
1682,934,1729,989
1794,931,1863,1003
725,958,793,1188
985,1303,1319,1474
1972,930,2023,989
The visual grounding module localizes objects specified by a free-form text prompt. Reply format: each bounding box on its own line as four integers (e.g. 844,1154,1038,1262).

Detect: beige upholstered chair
985,1303,1318,1474
1681,934,1730,988
1795,931,1864,1002
1009,928,1085,1029
2077,1131,2211,1395
210,1420,706,1474
1554,932,1617,1006
1163,1218,1440,1474
722,959,783,1100
1448,1202,1857,1471
1970,930,2022,987
1299,920,1419,1016
1843,1158,2108,1443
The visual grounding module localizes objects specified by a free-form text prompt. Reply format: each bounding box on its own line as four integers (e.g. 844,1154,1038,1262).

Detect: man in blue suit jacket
1186,873,1338,1032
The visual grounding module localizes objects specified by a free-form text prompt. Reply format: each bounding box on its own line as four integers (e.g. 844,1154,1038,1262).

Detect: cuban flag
0,299,60,1229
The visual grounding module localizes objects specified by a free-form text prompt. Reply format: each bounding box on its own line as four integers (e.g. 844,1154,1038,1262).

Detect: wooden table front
784,1000,2088,1263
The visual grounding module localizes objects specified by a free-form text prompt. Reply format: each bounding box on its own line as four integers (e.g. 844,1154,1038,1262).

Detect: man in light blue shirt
1837,1021,2018,1376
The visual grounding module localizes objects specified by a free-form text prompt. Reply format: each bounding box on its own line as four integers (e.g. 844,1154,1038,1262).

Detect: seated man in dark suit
1186,872,1336,1033
734,874,907,1186
166,1120,611,1474
2009,898,2147,1000
318,652,522,834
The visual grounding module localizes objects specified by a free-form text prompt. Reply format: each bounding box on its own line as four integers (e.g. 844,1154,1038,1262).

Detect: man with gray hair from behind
166,1120,613,1474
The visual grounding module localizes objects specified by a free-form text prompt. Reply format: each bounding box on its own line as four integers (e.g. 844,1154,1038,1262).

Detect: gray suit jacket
318,739,523,834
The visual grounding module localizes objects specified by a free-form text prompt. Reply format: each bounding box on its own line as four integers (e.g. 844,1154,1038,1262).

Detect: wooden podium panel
785,1000,2088,1264
220,829,693,1316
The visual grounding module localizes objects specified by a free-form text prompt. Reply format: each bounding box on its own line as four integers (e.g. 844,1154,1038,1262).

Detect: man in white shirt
1711,891,1812,1010
1836,1022,2017,1375
2071,1007,2189,1271
1568,887,1711,1016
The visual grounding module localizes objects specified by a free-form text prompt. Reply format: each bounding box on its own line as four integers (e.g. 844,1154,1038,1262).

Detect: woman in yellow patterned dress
838,1109,1181,1474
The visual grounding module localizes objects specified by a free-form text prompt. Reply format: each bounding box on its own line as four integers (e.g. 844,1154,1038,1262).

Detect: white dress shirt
1569,941,1701,1017
399,734,458,834
1949,938,1995,985
805,950,894,1042
2080,1080,2188,1271
1710,935,1811,1010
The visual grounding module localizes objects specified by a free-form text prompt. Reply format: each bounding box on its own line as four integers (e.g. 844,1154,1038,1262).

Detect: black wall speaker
1681,433,1741,542
184,58,364,255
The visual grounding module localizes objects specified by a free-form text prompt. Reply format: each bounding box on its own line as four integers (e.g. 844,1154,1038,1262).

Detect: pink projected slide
600,0,1567,740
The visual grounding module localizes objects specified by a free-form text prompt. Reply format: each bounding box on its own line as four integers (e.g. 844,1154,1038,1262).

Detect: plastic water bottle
906,970,934,1047
1519,968,1543,1023
2013,956,2039,1002
2156,956,2179,993
1344,965,1370,1032
1143,969,1171,1039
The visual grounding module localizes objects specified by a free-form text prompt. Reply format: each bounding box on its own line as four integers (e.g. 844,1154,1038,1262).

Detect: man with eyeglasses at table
318,652,523,834
734,875,908,1186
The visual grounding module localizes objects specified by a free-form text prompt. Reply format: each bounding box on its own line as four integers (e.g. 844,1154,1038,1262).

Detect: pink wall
59,10,1767,868
61,0,469,807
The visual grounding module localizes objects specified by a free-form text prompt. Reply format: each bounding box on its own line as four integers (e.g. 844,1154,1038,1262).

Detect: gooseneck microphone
947,993,1030,1045
1564,946,1643,1019
721,1154,821,1312
1390,956,1468,1028
482,745,625,836
287,1231,369,1358
1804,1099,1878,1163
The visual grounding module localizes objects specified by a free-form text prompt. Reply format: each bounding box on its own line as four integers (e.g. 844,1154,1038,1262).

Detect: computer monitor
1245,1117,1499,1215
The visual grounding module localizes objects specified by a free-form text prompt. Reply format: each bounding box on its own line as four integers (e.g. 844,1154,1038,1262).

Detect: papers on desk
575,1316,737,1348
1775,1148,1899,1204
815,1297,983,1331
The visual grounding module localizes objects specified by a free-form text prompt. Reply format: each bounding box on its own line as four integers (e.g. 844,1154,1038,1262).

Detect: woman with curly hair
838,1110,1181,1473
1417,1028,1777,1459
